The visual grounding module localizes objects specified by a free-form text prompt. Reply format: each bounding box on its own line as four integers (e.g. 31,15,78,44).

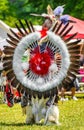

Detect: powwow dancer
2,5,81,124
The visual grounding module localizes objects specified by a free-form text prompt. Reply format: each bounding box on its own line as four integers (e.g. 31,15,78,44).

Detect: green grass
0,95,84,130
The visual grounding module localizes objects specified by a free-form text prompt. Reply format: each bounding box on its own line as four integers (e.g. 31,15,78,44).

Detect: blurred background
0,0,84,27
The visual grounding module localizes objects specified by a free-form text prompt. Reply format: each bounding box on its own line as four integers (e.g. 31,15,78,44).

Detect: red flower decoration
29,51,51,75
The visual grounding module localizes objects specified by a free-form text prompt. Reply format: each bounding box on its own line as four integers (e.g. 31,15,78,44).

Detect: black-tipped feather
64,78,71,84
69,49,80,53
15,23,25,36
29,21,35,32
66,40,81,46
3,56,13,61
25,20,32,33
58,22,69,35
55,22,63,34
4,46,15,50
70,64,80,69
38,92,42,99
11,77,19,88
3,61,12,67
70,55,80,58
65,76,73,82
65,32,78,42
69,67,79,74
52,22,58,32
6,39,17,47
67,44,80,50
19,20,28,34
3,50,14,55
10,28,21,40
6,70,15,80
61,26,73,38
67,71,76,78
70,57,80,61
7,33,19,43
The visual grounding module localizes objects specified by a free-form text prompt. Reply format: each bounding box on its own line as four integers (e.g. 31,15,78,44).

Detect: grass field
0,94,84,130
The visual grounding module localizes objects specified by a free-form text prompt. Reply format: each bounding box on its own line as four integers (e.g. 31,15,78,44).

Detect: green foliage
0,0,84,27
0,0,9,20
64,0,84,20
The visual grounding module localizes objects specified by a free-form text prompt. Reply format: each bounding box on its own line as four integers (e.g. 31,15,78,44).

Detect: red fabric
64,16,84,39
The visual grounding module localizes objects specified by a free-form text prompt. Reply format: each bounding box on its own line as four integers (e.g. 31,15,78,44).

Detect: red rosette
29,51,51,75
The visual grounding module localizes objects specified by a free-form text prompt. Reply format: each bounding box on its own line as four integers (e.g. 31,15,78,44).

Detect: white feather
21,62,29,70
